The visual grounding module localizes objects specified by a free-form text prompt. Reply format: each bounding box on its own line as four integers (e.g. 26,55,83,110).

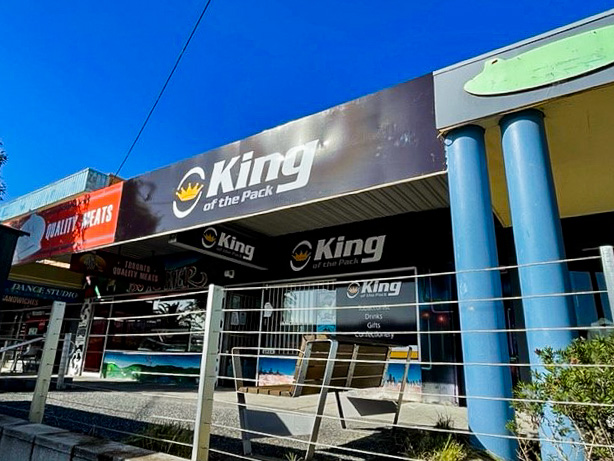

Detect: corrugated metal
0,168,110,221
237,173,449,236
109,174,449,260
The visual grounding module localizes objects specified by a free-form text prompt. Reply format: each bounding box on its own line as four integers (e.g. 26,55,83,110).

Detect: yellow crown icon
292,250,310,262
203,232,216,243
176,182,204,202
348,285,359,294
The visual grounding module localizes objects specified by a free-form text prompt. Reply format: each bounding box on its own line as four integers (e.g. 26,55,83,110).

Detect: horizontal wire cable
70,374,612,414
218,401,474,444
89,284,211,301
153,414,195,423
47,394,142,418
94,289,209,305
2,378,611,455
65,382,139,394
1,253,608,457
51,413,193,448
0,255,597,312
0,320,90,325
101,330,200,338
217,323,614,335
220,352,614,367
220,372,614,404
212,417,614,451
44,395,195,449
67,382,198,396
213,396,466,438
231,381,614,414
224,254,602,293
50,383,472,452
209,447,265,461
1,392,193,452
210,421,423,461
407,389,614,409
221,289,607,313
213,390,614,441
144,392,197,401
132,370,199,378
106,310,206,321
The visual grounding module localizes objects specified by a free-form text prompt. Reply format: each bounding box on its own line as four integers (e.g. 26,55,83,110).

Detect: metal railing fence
0,247,613,460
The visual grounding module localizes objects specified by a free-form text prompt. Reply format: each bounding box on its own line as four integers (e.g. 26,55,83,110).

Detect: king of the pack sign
169,225,266,270
289,233,387,274
115,75,443,242
336,278,417,346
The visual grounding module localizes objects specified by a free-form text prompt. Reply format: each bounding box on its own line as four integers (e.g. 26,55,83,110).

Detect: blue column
500,109,581,461
499,110,576,361
446,125,516,461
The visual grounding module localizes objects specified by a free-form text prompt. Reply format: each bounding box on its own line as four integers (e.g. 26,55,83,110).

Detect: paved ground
0,376,468,460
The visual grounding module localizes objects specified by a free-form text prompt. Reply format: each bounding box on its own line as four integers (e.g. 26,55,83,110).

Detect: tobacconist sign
169,225,267,270
336,278,417,346
116,74,444,243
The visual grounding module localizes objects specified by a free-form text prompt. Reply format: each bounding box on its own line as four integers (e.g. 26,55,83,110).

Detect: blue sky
1,1,612,200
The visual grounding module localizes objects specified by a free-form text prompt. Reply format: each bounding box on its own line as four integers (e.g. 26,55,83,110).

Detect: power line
114,0,214,177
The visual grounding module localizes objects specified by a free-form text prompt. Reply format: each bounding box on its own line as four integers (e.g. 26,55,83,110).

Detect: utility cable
114,0,214,176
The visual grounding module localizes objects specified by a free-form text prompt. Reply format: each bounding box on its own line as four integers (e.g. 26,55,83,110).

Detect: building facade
4,9,614,460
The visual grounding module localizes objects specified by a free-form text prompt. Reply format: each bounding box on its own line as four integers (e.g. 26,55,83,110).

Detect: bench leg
305,340,338,461
334,391,347,429
236,391,253,456
393,355,412,427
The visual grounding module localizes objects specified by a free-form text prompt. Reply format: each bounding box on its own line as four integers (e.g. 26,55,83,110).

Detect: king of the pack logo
290,234,386,272
172,140,319,219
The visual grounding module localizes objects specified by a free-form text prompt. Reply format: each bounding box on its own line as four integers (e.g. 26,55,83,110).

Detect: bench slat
239,385,293,396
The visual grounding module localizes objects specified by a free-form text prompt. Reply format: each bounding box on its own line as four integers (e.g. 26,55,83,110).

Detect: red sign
6,183,123,265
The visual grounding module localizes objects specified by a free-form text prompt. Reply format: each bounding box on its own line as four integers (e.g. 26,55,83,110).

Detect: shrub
285,452,305,461
126,421,193,458
403,414,493,461
509,334,614,460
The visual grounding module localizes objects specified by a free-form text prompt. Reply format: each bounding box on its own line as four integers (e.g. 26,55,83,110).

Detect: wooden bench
232,336,412,460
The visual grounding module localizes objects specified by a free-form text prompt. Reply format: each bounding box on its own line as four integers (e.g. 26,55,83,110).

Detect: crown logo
292,250,310,262
203,232,216,243
348,285,359,294
176,182,204,202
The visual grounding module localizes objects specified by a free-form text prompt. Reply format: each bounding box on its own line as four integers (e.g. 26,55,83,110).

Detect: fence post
56,332,72,390
29,301,65,424
599,246,614,322
192,285,225,461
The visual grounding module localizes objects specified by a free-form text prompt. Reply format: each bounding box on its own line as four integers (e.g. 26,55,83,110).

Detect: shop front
80,210,462,405
0,181,124,372
0,280,83,372
69,72,444,382
5,10,614,460
64,73,458,400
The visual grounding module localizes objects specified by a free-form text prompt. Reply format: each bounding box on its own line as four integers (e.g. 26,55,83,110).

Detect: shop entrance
220,270,419,388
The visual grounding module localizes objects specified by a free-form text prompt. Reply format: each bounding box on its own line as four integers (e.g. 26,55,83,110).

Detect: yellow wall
484,83,614,226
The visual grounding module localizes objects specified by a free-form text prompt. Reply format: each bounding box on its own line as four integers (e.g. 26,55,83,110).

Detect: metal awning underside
107,173,449,260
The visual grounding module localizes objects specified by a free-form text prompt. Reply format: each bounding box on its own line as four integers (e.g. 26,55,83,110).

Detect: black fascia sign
169,225,267,270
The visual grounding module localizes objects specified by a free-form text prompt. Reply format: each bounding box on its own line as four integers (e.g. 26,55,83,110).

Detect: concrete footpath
0,377,468,460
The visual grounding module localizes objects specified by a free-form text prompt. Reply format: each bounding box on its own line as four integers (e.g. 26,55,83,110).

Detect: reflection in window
282,288,336,328
106,299,205,353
